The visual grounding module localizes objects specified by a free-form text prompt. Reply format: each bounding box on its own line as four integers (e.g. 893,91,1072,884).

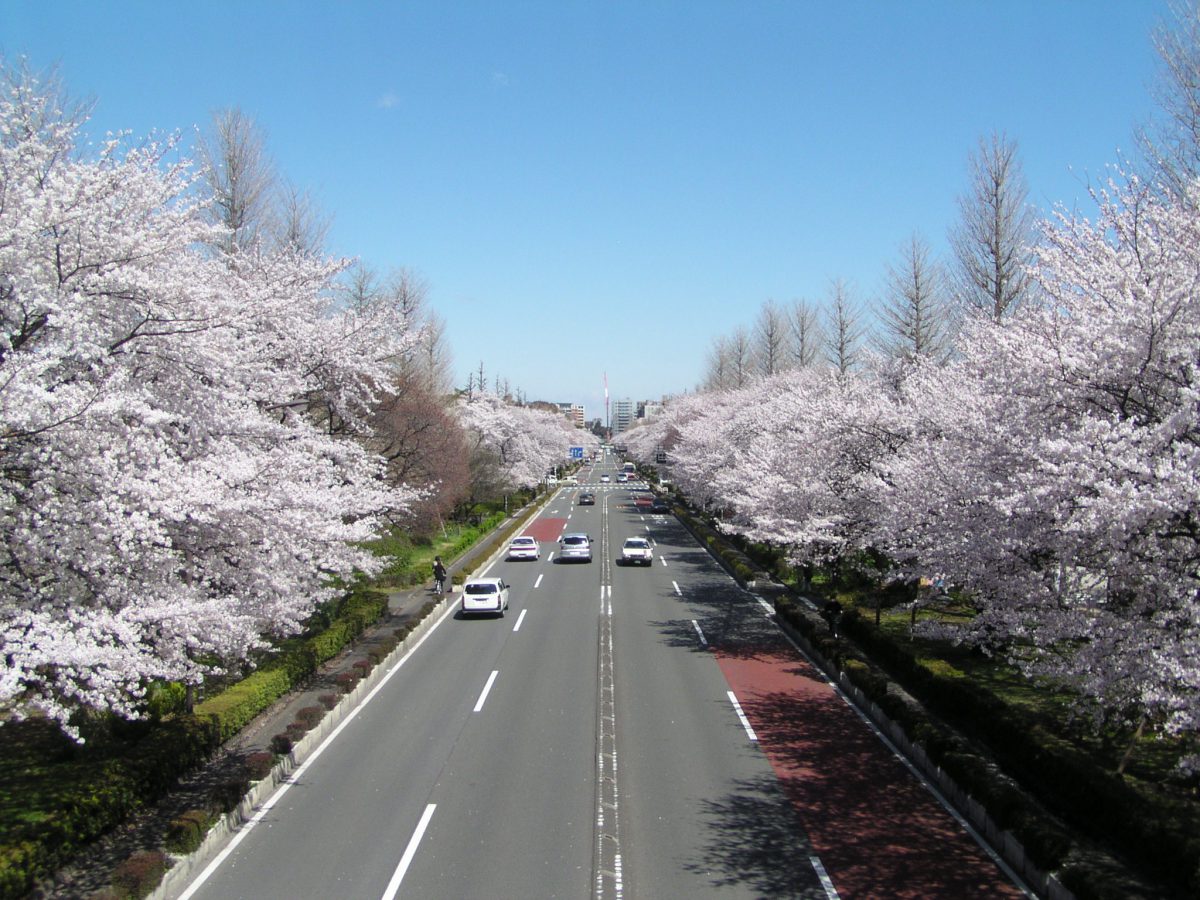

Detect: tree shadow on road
682,772,827,898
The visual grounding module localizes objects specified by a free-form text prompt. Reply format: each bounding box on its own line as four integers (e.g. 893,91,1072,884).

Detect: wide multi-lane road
177,459,1029,899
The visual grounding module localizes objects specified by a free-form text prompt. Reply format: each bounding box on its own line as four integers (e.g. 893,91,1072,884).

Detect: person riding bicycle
432,556,448,594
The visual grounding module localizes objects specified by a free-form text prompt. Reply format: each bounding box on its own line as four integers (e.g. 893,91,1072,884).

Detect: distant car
616,473,627,483
460,577,510,617
578,492,596,505
620,537,653,566
634,492,653,510
562,475,578,484
506,535,540,561
600,474,611,483
650,497,671,514
558,533,593,562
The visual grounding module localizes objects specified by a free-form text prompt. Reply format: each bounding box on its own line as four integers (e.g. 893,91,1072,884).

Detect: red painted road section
522,517,568,542
715,649,1025,899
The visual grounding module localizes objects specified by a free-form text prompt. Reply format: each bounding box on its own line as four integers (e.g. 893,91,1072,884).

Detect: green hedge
775,593,1189,898
0,589,390,900
837,605,1200,896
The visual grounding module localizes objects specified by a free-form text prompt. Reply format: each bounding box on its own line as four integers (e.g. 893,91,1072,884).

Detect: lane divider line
534,573,544,589
178,601,459,900
474,670,499,712
381,803,437,900
727,690,759,742
691,620,708,648
513,609,528,632
672,581,682,596
809,855,840,900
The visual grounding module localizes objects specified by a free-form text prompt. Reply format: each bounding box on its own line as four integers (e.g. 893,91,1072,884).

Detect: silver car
558,533,593,563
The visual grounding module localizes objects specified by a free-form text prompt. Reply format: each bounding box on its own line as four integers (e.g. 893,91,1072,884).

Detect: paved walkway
37,512,524,899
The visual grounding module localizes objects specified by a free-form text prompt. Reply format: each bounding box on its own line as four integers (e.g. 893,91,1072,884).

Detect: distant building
552,402,586,427
639,400,662,420
613,398,635,433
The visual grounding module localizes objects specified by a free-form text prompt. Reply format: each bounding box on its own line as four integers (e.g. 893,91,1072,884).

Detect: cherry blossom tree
455,392,578,492
0,68,420,734
872,172,1200,742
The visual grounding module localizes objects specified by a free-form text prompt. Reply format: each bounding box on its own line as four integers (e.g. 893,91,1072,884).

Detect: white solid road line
727,690,759,742
473,670,499,712
810,855,840,900
177,602,459,900
380,803,437,900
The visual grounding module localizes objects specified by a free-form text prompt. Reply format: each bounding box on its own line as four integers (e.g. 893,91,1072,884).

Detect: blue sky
2,1,1170,421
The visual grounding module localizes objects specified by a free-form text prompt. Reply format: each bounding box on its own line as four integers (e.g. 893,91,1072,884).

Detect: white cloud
377,91,400,109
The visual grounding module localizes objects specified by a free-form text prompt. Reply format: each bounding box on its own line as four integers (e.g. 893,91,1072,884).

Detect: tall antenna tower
603,372,610,435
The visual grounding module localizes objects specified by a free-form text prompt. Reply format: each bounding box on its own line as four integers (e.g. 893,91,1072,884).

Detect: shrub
285,722,307,742
269,733,293,756
164,808,212,854
351,659,373,678
334,672,360,693
210,776,250,814
245,751,275,781
366,645,388,665
110,849,167,899
318,692,338,710
296,706,324,729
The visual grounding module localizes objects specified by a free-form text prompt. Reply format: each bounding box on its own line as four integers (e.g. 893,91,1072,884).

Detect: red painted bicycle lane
521,517,568,542
715,649,1024,899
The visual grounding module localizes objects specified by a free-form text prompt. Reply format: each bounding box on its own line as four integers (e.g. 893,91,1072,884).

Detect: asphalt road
174,457,1027,900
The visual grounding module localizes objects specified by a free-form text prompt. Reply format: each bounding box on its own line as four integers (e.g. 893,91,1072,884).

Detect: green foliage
0,495,531,897
109,849,167,900
144,681,187,721
164,809,212,854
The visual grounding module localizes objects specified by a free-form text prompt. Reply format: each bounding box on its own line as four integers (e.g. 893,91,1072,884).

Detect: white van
460,578,510,616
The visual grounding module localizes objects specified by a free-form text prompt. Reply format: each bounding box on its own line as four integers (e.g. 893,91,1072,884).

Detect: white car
460,577,510,617
507,535,540,561
620,537,653,566
600,474,611,483
558,533,593,562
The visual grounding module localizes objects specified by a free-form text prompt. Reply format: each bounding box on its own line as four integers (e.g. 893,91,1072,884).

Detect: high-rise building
613,398,635,433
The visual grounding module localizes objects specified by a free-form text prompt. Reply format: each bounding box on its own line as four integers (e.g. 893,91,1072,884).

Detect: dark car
578,492,596,505
650,497,671,514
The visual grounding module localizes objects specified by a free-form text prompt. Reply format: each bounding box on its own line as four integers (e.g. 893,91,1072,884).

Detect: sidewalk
38,504,533,899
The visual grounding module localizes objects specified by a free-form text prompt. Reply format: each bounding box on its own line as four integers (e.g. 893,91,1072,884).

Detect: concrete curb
763,601,1070,900
154,589,457,899
153,492,560,898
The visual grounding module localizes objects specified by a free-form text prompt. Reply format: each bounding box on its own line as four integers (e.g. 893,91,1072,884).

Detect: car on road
558,533,593,562
619,537,653,566
599,474,610,483
650,497,672,514
506,535,540,561
634,492,654,510
616,472,627,483
562,475,578,484
578,492,596,505
460,577,510,616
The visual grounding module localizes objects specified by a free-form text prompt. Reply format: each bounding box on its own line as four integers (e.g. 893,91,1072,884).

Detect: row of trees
628,168,1200,751
631,5,1200,757
0,62,582,735
703,129,1034,390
